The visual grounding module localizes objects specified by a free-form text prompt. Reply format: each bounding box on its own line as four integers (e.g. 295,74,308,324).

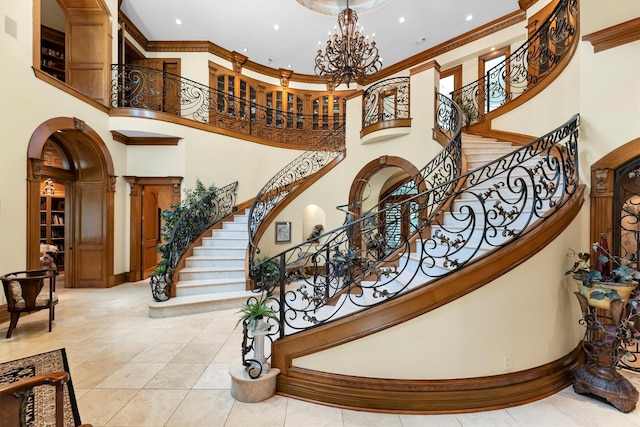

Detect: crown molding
119,9,525,86
582,17,640,53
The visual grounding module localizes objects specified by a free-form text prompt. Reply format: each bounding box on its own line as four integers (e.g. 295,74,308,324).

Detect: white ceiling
119,0,521,76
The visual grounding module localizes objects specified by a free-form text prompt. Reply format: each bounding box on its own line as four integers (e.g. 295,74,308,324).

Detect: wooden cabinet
41,26,65,82
40,196,65,271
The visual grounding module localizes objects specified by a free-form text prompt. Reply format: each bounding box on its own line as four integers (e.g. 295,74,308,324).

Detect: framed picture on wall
275,221,291,243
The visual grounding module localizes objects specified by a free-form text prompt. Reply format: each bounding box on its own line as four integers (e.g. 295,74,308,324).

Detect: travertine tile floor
2,279,640,426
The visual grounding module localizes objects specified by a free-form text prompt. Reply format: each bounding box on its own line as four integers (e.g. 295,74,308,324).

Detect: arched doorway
27,117,116,288
346,156,424,253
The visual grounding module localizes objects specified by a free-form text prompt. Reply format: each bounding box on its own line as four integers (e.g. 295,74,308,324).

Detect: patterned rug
0,348,81,426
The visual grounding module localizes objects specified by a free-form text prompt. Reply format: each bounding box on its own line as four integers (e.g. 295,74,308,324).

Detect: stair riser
210,230,248,239
179,270,245,281
185,258,244,268
222,222,247,231
192,247,246,257
149,296,250,318
176,282,246,297
202,238,248,247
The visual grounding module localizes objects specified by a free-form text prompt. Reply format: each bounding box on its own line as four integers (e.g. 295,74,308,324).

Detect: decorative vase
573,277,637,310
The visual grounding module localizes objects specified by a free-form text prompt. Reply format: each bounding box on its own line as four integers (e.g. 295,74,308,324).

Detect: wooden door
142,188,159,278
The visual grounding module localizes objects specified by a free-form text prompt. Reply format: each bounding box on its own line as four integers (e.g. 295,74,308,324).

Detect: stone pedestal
229,364,280,403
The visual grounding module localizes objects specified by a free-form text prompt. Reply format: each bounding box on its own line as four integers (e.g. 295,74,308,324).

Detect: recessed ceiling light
287,64,292,68
466,14,473,21
274,24,280,30
491,47,496,51
243,47,248,53
399,17,405,23
175,18,182,25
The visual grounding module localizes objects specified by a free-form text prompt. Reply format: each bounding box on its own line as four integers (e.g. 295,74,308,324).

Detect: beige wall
1,0,636,379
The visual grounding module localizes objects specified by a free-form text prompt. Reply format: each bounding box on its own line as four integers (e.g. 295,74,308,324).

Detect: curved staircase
148,209,253,317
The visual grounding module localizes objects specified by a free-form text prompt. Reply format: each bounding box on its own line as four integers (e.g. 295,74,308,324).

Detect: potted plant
455,97,478,128
237,297,277,332
250,256,280,290
566,235,640,309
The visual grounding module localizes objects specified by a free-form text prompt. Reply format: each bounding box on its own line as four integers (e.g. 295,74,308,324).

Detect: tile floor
2,279,640,426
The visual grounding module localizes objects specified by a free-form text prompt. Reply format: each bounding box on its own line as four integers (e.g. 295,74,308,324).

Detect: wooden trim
118,10,148,48
589,136,640,258
111,131,181,146
371,10,526,83
124,176,183,282
467,129,536,146
277,345,582,413
32,68,111,113
360,119,412,138
440,64,462,93
113,271,129,286
582,18,640,53
0,309,9,325
272,186,585,382
518,0,541,10
409,60,440,76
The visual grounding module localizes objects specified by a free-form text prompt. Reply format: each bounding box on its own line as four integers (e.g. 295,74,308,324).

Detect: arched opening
346,156,423,253
27,117,116,288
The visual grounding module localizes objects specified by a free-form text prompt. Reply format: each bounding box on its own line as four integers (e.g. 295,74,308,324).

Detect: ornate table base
573,291,640,412
573,363,638,413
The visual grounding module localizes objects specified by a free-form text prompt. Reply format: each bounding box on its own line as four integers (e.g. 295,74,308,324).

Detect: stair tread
149,290,253,307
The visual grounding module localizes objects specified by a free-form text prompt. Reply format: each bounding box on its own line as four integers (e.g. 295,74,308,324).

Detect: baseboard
114,272,130,286
276,345,583,414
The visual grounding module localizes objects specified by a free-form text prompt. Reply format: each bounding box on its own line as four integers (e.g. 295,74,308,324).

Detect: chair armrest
0,371,69,394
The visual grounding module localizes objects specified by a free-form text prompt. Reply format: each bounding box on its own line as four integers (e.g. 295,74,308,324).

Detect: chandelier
314,0,382,88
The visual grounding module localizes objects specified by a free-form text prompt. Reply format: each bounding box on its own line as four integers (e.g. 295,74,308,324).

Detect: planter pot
573,277,637,310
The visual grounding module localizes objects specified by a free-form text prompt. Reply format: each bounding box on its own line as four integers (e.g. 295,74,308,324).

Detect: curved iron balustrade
362,77,410,130
150,181,238,302
247,126,346,269
450,0,578,125
244,114,579,371
242,94,464,371
111,64,344,147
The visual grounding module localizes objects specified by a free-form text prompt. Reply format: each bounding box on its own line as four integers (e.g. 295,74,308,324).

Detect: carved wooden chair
0,269,58,338
0,371,92,427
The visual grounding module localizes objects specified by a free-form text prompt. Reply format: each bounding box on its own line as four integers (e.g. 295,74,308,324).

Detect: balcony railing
361,77,411,137
111,64,344,147
451,0,578,125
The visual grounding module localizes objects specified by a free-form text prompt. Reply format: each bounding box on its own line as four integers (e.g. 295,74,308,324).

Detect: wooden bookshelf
41,25,65,82
40,195,65,271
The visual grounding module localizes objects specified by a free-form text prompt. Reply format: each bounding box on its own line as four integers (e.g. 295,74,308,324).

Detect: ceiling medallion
297,0,392,16
313,0,383,88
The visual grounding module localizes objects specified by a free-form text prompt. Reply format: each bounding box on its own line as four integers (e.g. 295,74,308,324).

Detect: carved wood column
590,167,613,245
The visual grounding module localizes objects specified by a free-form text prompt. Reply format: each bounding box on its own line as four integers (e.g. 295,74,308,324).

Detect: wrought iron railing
362,77,410,130
435,92,461,139
242,94,464,374
247,126,346,270
242,114,579,375
111,64,344,147
150,181,238,301
450,0,578,125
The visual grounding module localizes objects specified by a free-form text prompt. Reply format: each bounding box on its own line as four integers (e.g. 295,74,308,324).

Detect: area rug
0,348,81,426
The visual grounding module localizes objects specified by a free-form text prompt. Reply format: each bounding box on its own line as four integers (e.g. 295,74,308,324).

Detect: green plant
159,178,217,244
237,297,277,331
455,97,478,127
250,256,280,284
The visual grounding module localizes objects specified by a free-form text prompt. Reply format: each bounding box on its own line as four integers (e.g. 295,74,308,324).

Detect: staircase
148,209,253,318
282,133,530,329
